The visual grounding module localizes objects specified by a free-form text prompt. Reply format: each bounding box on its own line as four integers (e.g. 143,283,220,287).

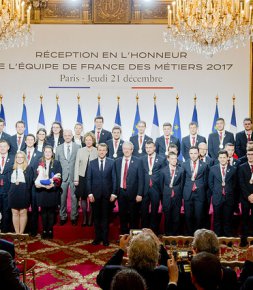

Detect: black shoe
41,231,48,239
48,231,53,239
91,240,101,245
103,241,109,246
60,219,67,226
71,219,78,226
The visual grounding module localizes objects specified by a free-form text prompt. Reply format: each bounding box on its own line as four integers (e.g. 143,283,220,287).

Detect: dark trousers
30,186,39,235
141,186,160,233
213,198,234,236
41,207,55,232
118,189,140,234
92,197,110,242
241,200,253,237
184,191,205,235
0,193,12,232
163,198,181,235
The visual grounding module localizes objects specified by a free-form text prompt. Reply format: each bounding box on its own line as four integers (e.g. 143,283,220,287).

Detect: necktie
192,161,197,191
100,159,104,172
27,150,31,162
18,136,21,146
251,165,253,173
192,136,196,146
67,145,70,161
0,156,4,184
97,131,100,143
219,132,223,142
115,140,118,149
1,156,4,168
166,138,169,146
248,134,251,141
149,156,153,187
171,169,175,197
140,136,143,146
222,166,226,196
123,159,129,189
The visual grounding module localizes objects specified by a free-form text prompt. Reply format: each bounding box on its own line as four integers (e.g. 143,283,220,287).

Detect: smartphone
130,229,142,236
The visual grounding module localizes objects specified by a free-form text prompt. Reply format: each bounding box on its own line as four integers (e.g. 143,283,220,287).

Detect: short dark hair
189,121,198,127
244,118,252,123
163,122,172,127
168,152,177,158
137,120,146,127
97,143,108,151
168,143,178,150
0,118,5,124
0,139,10,146
191,252,222,290
218,150,228,157
247,148,253,153
216,118,225,123
112,126,122,133
146,140,155,146
224,142,234,148
25,134,36,142
94,116,104,122
189,146,199,152
15,120,25,127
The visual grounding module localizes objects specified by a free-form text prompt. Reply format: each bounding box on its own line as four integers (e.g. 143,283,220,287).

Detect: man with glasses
236,118,253,158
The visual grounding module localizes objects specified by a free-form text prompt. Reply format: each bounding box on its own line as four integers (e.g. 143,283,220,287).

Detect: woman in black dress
35,145,62,239
8,151,33,234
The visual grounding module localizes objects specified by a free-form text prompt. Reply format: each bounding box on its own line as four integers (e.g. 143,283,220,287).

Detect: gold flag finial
176,94,179,103
0,95,2,104
215,95,219,103
56,95,59,103
117,96,120,102
232,94,236,104
22,94,26,103
194,94,197,104
77,94,80,103
98,94,101,103
154,94,157,103
136,93,139,102
40,95,43,103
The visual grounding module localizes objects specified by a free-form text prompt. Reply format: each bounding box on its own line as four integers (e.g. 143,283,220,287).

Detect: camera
172,250,193,273
130,229,143,236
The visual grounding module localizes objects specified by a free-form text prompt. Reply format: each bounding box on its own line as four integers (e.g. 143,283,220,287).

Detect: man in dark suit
239,141,253,165
181,122,206,161
87,143,115,246
236,118,253,158
9,120,26,155
238,148,253,239
0,118,10,142
224,143,240,167
23,134,42,236
209,150,237,236
141,140,164,233
182,146,208,235
155,122,180,157
208,118,235,160
91,116,112,144
114,141,143,234
160,152,184,235
130,120,152,157
106,126,124,159
0,140,14,232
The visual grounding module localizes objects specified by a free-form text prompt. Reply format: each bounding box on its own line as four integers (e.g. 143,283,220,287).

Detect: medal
191,177,195,181
113,153,117,158
149,170,152,175
222,181,225,187
169,184,173,188
219,144,223,149
165,151,168,156
138,149,142,154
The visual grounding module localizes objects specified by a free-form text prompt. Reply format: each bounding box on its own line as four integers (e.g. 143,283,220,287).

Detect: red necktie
97,131,100,143
149,157,153,187
192,161,197,191
115,140,118,148
123,159,128,189
171,169,175,197
18,136,21,146
166,138,169,146
27,150,31,162
192,136,196,146
219,132,223,142
251,165,253,173
140,135,143,146
222,166,226,196
1,156,4,168
248,134,251,141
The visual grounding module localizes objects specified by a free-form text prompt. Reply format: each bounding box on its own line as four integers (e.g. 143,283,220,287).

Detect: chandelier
0,0,33,50
163,0,253,57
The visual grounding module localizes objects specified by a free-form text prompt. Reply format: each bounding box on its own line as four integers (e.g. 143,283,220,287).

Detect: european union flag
191,104,198,124
230,104,237,135
173,102,182,159
0,103,6,125
21,103,29,135
132,102,140,136
55,103,62,123
114,102,122,126
38,103,45,129
77,103,83,124
211,103,219,133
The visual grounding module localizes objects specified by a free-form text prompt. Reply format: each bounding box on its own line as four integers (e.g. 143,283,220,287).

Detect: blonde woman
8,151,33,234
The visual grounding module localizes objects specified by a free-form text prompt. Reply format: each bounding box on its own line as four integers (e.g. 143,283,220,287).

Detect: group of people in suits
1,115,253,244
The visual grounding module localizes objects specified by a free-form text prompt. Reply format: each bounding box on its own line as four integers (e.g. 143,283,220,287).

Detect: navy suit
208,131,235,159
238,162,253,237
106,139,124,159
182,160,208,235
91,129,112,144
129,134,152,157
114,156,143,234
181,135,206,160
0,154,14,232
0,132,11,143
209,164,236,236
46,136,64,148
155,135,180,156
140,154,164,233
160,165,184,235
87,158,115,243
9,135,26,155
236,130,253,158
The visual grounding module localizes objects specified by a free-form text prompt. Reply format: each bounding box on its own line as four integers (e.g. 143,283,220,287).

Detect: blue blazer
182,160,208,201
238,162,253,202
0,132,11,143
106,139,124,159
114,156,143,199
91,129,112,144
208,164,236,206
141,154,164,195
23,149,42,169
0,154,14,194
9,135,26,155
235,130,253,158
129,134,152,157
87,158,115,199
181,135,206,160
155,135,180,156
208,131,235,159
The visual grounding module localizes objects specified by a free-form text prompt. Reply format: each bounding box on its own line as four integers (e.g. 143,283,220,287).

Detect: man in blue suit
182,146,208,235
140,140,164,233
209,150,237,236
181,122,206,161
106,126,124,160
155,122,180,157
91,116,112,144
87,143,115,246
0,118,10,143
114,141,143,234
208,118,235,160
236,118,253,158
160,152,184,235
9,121,27,155
130,121,152,157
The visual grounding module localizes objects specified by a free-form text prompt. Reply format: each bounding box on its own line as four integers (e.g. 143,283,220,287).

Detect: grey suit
55,142,81,220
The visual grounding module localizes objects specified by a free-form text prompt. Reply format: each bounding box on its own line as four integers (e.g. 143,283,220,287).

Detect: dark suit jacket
9,135,26,155
0,250,29,290
0,154,15,194
46,136,64,148
23,149,42,169
87,158,115,199
155,135,181,156
239,155,248,165
201,155,214,168
182,160,208,201
181,134,206,160
239,260,253,289
106,139,124,159
114,156,143,199
208,131,235,159
208,164,236,206
96,248,169,290
0,239,15,258
129,134,152,157
141,154,164,195
238,162,253,202
91,129,112,144
236,130,253,158
0,132,11,143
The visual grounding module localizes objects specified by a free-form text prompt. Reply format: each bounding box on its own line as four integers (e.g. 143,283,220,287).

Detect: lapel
128,157,135,176
215,166,223,182
225,165,232,181
2,156,11,173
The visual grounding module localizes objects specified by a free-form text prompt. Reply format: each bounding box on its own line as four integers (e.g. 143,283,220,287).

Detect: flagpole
56,94,59,104
194,94,197,105
0,95,2,105
40,95,43,104
98,94,101,104
154,93,156,104
232,94,236,105
23,93,26,104
77,93,80,104
117,95,120,103
176,94,179,103
216,94,219,104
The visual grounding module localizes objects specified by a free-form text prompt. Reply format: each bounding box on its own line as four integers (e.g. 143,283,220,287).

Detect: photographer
239,246,253,289
96,229,169,290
